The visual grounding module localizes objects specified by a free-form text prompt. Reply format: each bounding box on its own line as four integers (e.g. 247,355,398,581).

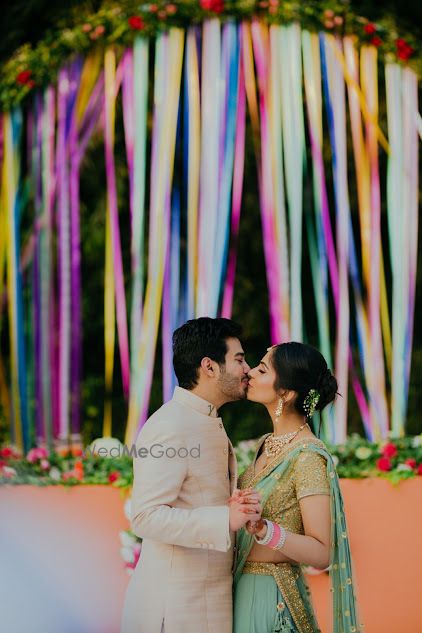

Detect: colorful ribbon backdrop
0,20,419,451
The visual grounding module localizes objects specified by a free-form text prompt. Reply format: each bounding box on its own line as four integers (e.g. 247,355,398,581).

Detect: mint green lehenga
233,436,361,633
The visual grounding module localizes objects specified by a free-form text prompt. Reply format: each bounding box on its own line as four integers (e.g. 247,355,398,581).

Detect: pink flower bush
26,447,49,463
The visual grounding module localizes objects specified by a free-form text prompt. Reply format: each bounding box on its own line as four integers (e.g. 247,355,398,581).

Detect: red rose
128,16,145,30
397,46,414,61
0,447,14,458
405,458,417,469
396,39,414,61
108,471,120,483
382,443,398,459
16,70,32,85
200,0,224,13
72,447,83,457
371,37,383,48
364,23,376,35
376,457,392,472
417,464,422,476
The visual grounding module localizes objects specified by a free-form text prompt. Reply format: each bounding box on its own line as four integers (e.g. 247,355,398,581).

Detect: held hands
227,488,262,532
245,518,267,539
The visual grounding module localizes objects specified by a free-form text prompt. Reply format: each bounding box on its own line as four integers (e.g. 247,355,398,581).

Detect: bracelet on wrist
254,519,273,545
271,524,287,550
254,520,288,551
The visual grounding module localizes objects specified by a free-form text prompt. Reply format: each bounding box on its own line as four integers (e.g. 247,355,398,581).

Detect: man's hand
228,488,262,532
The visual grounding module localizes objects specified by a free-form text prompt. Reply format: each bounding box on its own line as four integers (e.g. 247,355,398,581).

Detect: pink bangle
267,522,281,548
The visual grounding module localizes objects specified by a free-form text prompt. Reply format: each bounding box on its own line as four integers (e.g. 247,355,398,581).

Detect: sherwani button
219,422,223,429
223,448,228,454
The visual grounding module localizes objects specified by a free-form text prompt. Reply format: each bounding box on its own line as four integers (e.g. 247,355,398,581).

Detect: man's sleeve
130,423,231,552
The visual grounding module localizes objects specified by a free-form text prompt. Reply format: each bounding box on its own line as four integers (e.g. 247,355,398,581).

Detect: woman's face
246,349,279,405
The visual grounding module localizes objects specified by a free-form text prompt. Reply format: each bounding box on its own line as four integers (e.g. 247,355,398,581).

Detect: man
121,318,261,633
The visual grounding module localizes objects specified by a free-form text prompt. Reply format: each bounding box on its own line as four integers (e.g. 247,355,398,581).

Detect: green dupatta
234,440,361,633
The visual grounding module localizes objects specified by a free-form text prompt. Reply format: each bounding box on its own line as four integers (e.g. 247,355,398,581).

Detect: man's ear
200,357,215,377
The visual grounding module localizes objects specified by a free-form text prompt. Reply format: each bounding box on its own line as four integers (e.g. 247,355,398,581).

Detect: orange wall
308,478,422,633
0,485,130,633
0,479,421,633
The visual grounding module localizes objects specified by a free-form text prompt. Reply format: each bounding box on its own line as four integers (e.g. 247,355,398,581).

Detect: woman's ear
282,389,297,406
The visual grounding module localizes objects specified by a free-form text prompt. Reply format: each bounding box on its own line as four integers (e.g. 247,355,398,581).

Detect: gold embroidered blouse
238,435,330,535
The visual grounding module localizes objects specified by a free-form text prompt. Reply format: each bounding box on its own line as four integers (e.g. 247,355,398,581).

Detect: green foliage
0,0,420,110
1,434,422,485
233,433,422,483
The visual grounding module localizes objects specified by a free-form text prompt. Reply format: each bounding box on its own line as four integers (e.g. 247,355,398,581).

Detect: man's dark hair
172,317,243,390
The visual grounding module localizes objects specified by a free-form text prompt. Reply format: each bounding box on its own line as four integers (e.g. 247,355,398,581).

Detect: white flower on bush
120,530,137,548
331,455,339,467
88,436,124,457
411,435,422,448
355,446,372,460
124,498,132,522
49,467,62,481
396,464,412,472
1,466,17,478
236,440,257,453
120,546,135,563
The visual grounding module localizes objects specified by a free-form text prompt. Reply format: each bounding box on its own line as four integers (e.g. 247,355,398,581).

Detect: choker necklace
264,422,309,458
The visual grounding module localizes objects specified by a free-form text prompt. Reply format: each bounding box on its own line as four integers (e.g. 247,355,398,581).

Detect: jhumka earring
275,398,284,422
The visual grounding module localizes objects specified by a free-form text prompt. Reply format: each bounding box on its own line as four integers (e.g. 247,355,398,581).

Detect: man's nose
244,362,251,373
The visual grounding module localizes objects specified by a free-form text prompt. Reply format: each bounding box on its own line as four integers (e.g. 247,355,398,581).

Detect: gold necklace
264,422,309,458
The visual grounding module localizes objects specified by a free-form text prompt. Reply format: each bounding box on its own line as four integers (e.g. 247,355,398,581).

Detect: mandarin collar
173,386,220,418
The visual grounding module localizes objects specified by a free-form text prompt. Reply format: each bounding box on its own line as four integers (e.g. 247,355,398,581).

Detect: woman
232,342,360,633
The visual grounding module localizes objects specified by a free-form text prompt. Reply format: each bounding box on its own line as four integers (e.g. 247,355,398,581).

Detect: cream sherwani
121,387,238,633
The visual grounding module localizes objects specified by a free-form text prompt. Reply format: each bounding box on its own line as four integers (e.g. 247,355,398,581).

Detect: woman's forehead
261,349,273,364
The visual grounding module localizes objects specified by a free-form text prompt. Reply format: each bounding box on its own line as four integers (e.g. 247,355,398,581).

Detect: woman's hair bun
316,368,338,410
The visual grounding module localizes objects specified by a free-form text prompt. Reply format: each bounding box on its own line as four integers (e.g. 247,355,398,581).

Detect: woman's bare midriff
246,541,294,563
245,430,317,565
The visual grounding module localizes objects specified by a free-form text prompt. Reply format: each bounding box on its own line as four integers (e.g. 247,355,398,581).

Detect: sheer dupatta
234,441,361,633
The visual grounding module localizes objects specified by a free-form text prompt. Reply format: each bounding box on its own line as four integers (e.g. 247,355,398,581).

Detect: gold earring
275,398,284,420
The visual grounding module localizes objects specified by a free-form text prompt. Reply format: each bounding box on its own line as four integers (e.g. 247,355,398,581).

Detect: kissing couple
122,317,359,633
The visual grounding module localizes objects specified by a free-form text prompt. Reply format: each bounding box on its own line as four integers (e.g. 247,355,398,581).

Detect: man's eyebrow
260,361,268,369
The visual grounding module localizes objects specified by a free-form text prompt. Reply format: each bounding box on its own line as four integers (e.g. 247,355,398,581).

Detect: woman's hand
245,518,267,538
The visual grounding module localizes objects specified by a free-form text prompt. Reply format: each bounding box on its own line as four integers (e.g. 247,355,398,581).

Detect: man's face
216,337,250,401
